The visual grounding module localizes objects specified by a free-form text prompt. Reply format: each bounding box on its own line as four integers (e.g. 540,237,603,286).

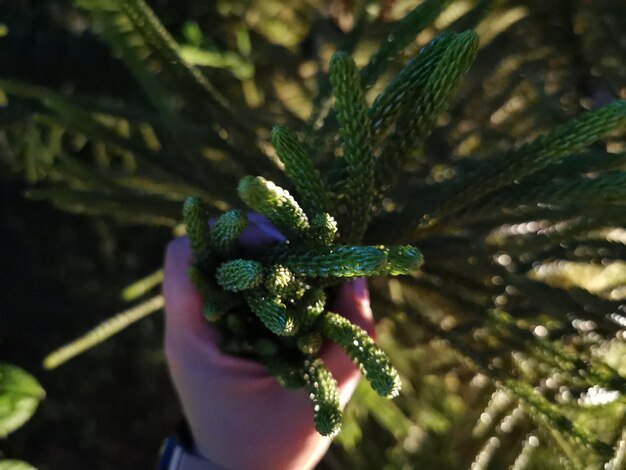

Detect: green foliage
0,364,44,438
424,100,626,230
238,176,309,240
184,162,421,434
75,0,228,119
360,0,455,88
210,210,248,256
307,213,338,245
264,265,299,297
244,290,297,336
182,197,211,264
271,126,330,215
268,245,387,278
3,0,626,466
375,30,480,191
304,358,343,437
216,259,264,292
329,52,374,242
0,461,38,470
299,288,326,329
321,312,401,398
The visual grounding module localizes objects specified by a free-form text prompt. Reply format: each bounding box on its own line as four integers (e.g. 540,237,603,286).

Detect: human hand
163,213,374,469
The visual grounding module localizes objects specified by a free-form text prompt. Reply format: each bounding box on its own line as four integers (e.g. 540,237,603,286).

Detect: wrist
159,421,225,470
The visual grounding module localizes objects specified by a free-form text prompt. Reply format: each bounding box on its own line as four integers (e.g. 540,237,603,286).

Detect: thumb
163,236,216,343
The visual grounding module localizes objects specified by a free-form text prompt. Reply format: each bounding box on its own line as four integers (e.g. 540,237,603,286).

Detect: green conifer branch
306,213,338,245
320,311,401,398
303,358,343,436
26,187,181,227
43,295,164,370
238,176,309,240
271,126,330,215
360,0,454,89
456,172,626,224
522,151,626,183
375,31,479,190
266,244,423,279
210,209,248,256
416,309,613,463
244,289,297,336
506,380,613,459
510,433,541,470
265,264,301,297
268,245,386,278
330,52,375,242
298,288,327,330
422,101,626,230
77,0,229,117
121,269,164,302
487,310,626,393
182,197,212,264
378,245,425,275
216,259,264,292
531,340,626,394
370,32,456,144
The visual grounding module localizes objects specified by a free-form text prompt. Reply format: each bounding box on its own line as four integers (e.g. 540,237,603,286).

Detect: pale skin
163,214,375,469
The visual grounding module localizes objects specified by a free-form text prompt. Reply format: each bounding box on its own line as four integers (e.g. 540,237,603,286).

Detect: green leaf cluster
184,165,420,434
3,0,626,466
0,364,44,438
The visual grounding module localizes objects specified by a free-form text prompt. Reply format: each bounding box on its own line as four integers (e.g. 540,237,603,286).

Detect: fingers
163,237,206,333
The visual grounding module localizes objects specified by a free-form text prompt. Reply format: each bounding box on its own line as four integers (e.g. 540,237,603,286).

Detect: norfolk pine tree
1,0,625,468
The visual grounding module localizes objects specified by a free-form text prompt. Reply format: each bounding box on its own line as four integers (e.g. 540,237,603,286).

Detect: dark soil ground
1,176,181,469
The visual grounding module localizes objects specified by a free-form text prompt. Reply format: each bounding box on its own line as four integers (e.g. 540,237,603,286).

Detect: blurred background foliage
0,0,625,468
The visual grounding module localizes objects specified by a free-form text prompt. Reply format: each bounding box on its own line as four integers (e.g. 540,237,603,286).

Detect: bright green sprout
304,358,343,437
182,197,211,264
265,264,300,297
271,125,330,215
299,288,327,329
245,289,298,336
185,160,421,436
238,175,309,240
216,259,264,292
210,209,248,256
307,213,338,245
321,311,401,398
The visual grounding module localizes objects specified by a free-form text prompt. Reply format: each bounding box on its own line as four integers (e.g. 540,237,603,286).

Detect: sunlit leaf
0,364,44,437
